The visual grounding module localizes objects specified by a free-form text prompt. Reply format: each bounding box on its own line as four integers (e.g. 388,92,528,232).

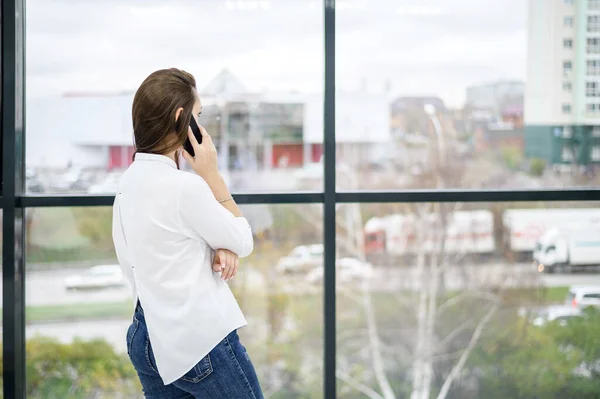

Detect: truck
364,210,495,262
503,208,600,260
533,227,600,273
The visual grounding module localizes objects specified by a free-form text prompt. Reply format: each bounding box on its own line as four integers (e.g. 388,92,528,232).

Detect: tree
332,131,541,399
471,307,600,399
0,336,140,398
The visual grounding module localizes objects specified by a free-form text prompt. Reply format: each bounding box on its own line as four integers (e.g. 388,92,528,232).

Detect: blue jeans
126,302,264,399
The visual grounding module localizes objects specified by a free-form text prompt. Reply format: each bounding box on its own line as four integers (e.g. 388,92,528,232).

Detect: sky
26,0,528,107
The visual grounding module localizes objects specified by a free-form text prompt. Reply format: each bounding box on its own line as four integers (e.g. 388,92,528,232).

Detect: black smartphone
183,115,202,157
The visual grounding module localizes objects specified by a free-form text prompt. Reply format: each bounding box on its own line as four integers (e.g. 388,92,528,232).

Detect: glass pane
336,1,600,190
25,205,323,398
336,200,600,398
26,1,323,194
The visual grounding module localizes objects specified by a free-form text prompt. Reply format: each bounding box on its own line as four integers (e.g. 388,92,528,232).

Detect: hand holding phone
183,115,203,157
181,121,220,183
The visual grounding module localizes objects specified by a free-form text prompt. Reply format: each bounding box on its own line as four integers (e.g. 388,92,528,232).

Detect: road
7,262,599,354
27,318,130,353
20,268,132,307
0,262,598,308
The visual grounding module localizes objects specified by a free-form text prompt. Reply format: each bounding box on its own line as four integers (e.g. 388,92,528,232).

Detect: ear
174,107,184,122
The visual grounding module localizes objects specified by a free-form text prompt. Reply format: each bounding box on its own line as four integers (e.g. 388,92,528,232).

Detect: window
563,81,572,91
564,0,573,4
564,60,573,74
562,146,575,161
339,201,600,398
26,1,324,194
587,103,600,113
563,126,573,138
564,38,573,49
592,126,600,136
591,0,600,10
589,15,600,32
588,38,600,53
592,145,600,161
26,205,323,397
587,60,600,75
565,16,574,27
563,103,572,114
4,2,600,398
587,81,600,97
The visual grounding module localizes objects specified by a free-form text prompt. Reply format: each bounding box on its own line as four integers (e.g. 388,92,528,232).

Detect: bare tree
332,137,538,399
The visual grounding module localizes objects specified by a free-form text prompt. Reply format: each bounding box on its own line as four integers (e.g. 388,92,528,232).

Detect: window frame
4,1,600,398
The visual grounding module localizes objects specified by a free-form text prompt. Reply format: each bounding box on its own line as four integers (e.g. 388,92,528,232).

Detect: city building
26,70,391,171
390,96,454,137
466,80,524,114
525,0,600,167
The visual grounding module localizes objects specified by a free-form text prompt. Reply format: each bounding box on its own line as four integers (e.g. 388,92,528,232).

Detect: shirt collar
134,152,177,169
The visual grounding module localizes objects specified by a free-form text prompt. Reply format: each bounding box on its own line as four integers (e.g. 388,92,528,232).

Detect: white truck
503,208,600,259
533,227,600,273
364,210,495,260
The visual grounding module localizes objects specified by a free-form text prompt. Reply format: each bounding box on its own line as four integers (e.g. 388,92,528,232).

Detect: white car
306,257,374,284
531,305,582,327
87,172,123,194
276,244,324,274
565,285,600,308
65,265,126,290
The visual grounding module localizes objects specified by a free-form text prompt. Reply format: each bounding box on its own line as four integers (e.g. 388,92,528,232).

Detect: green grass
0,286,571,325
0,301,132,324
540,286,570,303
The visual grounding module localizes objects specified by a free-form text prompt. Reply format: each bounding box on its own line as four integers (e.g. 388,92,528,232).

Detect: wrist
205,174,230,200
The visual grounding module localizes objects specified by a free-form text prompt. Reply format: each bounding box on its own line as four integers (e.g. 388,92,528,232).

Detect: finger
198,124,209,139
232,258,239,278
187,126,201,150
221,264,228,280
221,252,230,280
212,254,222,272
225,253,234,280
198,125,214,145
182,149,194,163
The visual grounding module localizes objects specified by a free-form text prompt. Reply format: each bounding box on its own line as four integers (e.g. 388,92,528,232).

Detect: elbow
237,232,254,259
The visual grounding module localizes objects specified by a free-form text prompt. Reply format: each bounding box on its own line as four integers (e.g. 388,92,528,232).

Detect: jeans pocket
180,354,214,383
126,318,139,357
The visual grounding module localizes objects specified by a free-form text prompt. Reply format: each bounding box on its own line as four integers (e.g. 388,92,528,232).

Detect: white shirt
112,152,253,385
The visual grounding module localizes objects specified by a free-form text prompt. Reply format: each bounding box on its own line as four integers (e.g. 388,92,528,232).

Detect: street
4,261,597,355
1,262,600,307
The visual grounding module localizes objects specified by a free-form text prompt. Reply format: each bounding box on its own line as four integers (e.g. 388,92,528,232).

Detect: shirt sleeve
178,177,254,258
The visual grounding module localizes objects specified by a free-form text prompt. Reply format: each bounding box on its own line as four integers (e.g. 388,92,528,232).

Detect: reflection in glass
25,205,323,398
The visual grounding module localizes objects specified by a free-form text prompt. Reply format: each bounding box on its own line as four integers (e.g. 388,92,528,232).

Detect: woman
112,68,264,398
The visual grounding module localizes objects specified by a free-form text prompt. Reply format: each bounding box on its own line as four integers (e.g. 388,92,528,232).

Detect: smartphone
183,115,203,157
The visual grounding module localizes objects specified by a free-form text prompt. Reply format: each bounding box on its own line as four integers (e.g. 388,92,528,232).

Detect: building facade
466,80,524,114
525,0,600,167
26,71,391,172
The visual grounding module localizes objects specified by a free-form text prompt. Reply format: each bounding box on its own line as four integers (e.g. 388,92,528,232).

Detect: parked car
531,305,582,327
306,257,373,284
53,167,86,192
565,285,600,309
64,265,126,290
87,173,121,194
276,244,324,274
26,168,45,193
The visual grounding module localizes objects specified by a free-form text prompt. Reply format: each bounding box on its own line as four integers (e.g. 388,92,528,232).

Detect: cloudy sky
26,0,527,107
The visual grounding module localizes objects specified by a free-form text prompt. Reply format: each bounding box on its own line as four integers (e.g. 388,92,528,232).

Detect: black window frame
3,1,600,398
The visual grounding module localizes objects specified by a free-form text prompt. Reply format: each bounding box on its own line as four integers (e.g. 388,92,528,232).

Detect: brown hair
132,68,197,166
